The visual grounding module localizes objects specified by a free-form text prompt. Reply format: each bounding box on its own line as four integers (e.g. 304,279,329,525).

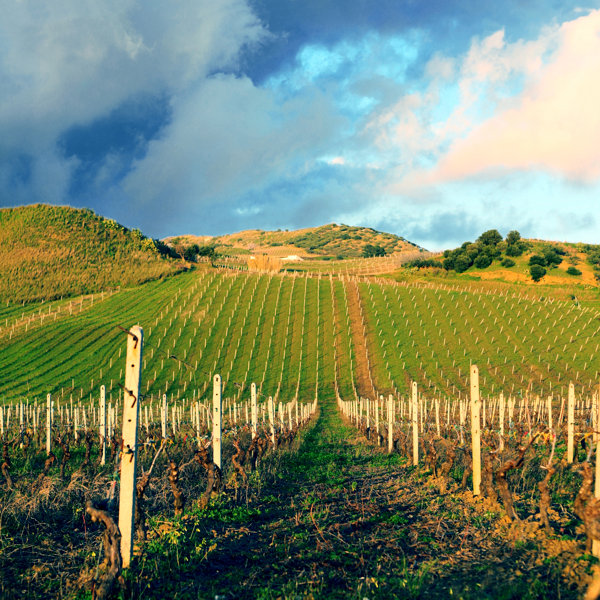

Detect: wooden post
212,375,222,469
268,396,275,446
46,393,52,456
594,386,600,558
251,383,258,439
412,382,418,466
471,365,481,497
118,325,143,569
547,396,553,432
161,394,167,439
100,386,106,465
499,393,505,436
567,383,575,464
375,396,381,445
387,395,393,453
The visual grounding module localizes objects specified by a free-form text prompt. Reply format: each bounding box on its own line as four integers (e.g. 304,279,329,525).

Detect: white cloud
403,10,600,186
0,0,266,199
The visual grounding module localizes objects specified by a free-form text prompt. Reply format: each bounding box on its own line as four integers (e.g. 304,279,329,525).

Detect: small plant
566,266,582,276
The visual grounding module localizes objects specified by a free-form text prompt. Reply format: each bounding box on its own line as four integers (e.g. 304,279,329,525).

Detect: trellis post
212,375,222,469
118,325,143,569
46,393,52,456
412,382,418,466
567,383,575,463
471,365,481,497
268,396,276,446
251,383,258,439
99,385,106,465
594,385,600,557
387,394,394,453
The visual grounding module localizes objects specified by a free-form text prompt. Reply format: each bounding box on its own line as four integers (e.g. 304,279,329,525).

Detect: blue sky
1,0,599,250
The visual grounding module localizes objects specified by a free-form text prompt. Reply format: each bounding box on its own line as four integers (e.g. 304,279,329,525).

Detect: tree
505,230,521,245
530,264,547,282
454,254,472,273
477,229,503,246
183,244,200,262
362,244,386,258
529,254,547,267
474,253,493,268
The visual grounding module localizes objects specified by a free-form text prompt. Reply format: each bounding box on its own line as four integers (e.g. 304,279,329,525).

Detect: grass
0,204,182,304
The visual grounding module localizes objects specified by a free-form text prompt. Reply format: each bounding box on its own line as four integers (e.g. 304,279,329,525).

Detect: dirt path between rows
343,280,377,400
131,396,587,600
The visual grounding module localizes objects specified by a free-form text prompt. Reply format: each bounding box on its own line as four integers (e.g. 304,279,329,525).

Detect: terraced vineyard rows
2,270,600,412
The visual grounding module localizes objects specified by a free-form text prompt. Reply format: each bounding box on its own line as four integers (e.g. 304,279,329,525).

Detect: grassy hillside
167,222,423,259
404,231,600,290
0,204,182,304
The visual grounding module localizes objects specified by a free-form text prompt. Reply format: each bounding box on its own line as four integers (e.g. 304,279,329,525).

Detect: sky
1,1,599,250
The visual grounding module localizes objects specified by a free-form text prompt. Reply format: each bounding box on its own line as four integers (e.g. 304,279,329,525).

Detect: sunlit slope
0,204,181,304
1,269,598,404
0,271,337,405
356,279,600,399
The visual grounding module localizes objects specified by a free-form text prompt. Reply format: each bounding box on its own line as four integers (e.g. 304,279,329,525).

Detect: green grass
0,204,182,304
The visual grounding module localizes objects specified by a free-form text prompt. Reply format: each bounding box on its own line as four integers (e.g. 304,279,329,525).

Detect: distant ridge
165,223,425,259
0,204,181,304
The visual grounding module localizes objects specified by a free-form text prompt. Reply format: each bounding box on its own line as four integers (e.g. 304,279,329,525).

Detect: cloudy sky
1,0,599,250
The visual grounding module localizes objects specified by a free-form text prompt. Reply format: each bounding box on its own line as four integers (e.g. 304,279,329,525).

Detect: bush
529,254,547,267
501,258,515,268
566,266,582,276
474,253,493,269
505,244,524,257
454,254,472,273
405,259,443,269
477,229,503,246
530,264,547,282
362,244,386,258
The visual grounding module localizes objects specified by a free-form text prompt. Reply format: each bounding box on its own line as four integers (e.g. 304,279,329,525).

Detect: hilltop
403,229,600,290
0,204,182,304
166,223,423,259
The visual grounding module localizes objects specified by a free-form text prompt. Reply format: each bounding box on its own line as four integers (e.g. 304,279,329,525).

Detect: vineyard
2,262,600,598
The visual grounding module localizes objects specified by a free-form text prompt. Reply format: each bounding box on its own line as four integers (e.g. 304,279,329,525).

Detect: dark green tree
530,264,547,281
362,244,386,258
477,229,503,246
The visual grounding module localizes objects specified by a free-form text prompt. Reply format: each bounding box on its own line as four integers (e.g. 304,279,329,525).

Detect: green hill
167,222,424,259
0,204,182,304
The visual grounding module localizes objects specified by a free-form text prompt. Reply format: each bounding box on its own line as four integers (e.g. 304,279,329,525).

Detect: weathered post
499,392,505,436
412,382,418,466
118,325,143,569
213,375,222,469
46,393,52,456
387,394,394,453
567,383,575,464
268,396,276,446
594,386,600,558
161,394,167,439
100,385,106,466
471,365,481,497
375,395,381,445
251,383,258,439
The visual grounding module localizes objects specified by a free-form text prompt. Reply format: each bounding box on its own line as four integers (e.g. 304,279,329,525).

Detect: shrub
362,244,386,258
566,266,582,276
474,253,493,269
501,258,515,268
529,254,547,267
530,264,547,282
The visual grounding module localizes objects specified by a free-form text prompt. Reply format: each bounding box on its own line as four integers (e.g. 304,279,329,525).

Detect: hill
403,229,600,289
166,223,423,259
0,204,182,304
